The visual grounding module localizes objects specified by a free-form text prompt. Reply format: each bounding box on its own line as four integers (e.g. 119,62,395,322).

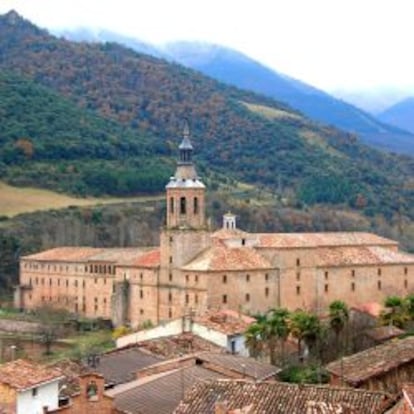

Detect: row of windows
295,279,410,295
29,276,110,287
170,196,199,215
322,267,409,279
23,262,116,275
222,273,269,284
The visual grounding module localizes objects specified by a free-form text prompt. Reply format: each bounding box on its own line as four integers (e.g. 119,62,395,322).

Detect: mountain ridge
0,11,413,223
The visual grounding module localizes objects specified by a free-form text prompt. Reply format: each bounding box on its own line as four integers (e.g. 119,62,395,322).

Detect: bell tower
165,121,206,229
159,122,211,321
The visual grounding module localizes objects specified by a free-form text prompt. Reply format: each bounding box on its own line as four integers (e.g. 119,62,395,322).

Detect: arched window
180,197,186,214
193,197,199,214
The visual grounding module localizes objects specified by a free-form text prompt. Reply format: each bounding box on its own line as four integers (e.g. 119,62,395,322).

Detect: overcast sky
1,0,413,96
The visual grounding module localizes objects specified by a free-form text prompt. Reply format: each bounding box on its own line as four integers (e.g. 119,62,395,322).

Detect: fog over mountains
54,28,414,156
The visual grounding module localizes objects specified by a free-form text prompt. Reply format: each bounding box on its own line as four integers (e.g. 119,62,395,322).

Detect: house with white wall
116,309,255,356
0,359,64,414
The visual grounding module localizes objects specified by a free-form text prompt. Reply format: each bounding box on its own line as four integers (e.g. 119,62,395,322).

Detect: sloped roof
110,365,223,414
211,227,250,240
119,248,161,268
86,346,163,385
22,246,159,265
0,359,63,391
182,243,272,271
257,232,397,249
317,246,414,267
326,336,414,386
173,379,391,413
193,309,255,336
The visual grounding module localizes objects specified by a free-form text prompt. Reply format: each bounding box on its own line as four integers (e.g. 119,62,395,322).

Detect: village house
15,125,414,328
0,359,63,414
116,309,255,356
105,352,279,414
326,335,414,395
173,379,392,413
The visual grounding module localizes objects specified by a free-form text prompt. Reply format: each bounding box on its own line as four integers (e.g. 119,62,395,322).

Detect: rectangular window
265,273,269,281
296,258,300,267
169,256,173,264
186,274,189,282
180,197,186,214
351,282,355,292
296,286,301,295
32,388,38,397
140,289,143,299
296,271,300,281
170,197,174,214
324,271,328,280
185,294,189,304
245,293,250,302
195,275,198,283
265,287,269,297
195,294,198,304
324,284,329,293
169,273,173,281
193,197,199,214
404,267,408,276
246,274,250,282
378,280,382,290
168,308,172,318
168,292,172,303
223,294,227,304
49,278,52,286
377,268,382,276
405,279,408,289
351,269,355,277
223,275,227,284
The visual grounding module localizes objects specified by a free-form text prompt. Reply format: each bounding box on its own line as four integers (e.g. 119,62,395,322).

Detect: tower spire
178,120,193,165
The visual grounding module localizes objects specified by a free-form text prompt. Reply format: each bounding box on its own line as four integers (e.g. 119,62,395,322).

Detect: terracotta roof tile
193,309,256,335
182,243,272,271
174,379,391,413
0,359,63,391
351,302,384,318
317,246,414,267
128,249,161,268
22,246,159,266
211,228,250,240
326,336,414,386
257,232,397,249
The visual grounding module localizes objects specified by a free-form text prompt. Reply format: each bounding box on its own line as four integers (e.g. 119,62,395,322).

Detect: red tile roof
193,309,256,335
173,379,391,413
182,242,272,271
22,246,159,266
211,228,250,240
128,249,161,268
0,359,64,391
257,232,397,249
317,246,414,267
326,336,414,386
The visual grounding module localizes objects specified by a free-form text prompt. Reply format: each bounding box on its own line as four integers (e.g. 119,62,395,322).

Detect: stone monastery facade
16,126,414,328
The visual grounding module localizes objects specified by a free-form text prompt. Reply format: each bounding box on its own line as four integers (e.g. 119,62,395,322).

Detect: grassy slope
0,181,163,217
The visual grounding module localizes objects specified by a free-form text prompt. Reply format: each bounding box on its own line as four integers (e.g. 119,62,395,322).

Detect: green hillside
0,11,413,222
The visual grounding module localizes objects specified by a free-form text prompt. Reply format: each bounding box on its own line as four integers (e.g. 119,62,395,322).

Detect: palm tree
244,321,265,359
289,309,321,361
381,295,408,328
329,300,349,355
266,308,291,365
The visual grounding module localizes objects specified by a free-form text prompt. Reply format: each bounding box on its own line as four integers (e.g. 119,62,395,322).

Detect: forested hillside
0,11,413,223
